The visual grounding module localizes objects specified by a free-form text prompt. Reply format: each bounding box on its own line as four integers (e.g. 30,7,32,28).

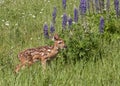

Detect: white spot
47,49,51,52
30,38,33,40
61,15,63,18
5,21,9,26
40,12,42,14
41,53,44,56
32,15,36,18
2,19,5,22
72,21,75,24
48,0,50,2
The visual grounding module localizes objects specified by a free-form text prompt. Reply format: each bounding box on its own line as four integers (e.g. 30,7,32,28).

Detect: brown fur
15,34,66,73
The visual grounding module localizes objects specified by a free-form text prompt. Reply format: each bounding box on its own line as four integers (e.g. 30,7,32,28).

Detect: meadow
0,0,120,86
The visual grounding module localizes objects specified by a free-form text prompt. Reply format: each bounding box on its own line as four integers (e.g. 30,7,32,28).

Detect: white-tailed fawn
15,34,67,73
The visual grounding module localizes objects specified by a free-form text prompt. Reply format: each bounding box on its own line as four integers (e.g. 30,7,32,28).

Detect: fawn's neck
50,42,59,54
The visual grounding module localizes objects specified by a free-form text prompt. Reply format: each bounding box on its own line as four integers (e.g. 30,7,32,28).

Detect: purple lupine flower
50,23,55,33
52,7,57,24
79,0,87,15
43,23,49,38
114,0,119,17
62,0,66,9
68,16,73,28
99,16,104,33
62,13,67,29
106,0,110,11
74,7,78,23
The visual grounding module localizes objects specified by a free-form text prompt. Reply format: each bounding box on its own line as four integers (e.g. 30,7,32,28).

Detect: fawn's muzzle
64,45,67,48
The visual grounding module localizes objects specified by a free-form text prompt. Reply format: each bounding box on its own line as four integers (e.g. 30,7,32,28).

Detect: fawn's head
52,34,67,49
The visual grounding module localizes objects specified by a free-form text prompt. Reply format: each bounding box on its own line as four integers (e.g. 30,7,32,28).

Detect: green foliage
106,18,120,34
0,0,120,86
59,25,101,63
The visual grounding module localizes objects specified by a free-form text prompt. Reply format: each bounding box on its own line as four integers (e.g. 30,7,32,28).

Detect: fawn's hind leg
15,62,26,73
15,61,34,73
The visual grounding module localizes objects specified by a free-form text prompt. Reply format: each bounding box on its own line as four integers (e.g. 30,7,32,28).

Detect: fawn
15,34,67,73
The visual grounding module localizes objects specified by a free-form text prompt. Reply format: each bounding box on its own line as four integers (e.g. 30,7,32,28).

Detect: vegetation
0,0,120,86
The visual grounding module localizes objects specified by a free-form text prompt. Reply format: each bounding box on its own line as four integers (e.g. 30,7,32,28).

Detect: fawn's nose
64,45,67,48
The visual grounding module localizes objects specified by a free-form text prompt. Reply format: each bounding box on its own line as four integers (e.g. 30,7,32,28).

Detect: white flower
2,19,5,22
61,15,63,18
40,12,42,14
72,21,75,24
5,21,9,26
32,15,36,18
30,38,33,40
11,46,14,49
48,0,50,3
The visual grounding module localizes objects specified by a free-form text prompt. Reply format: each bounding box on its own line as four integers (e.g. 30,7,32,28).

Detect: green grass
0,0,120,86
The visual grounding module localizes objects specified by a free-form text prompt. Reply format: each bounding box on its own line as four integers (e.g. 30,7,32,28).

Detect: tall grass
0,0,120,86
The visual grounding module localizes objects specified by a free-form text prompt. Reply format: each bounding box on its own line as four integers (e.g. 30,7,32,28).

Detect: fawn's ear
52,34,59,41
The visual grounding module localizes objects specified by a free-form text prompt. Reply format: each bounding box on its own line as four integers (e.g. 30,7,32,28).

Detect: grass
0,0,120,86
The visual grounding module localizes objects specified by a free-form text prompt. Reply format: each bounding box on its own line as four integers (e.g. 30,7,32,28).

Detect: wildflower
62,0,66,9
40,12,42,14
5,21,10,26
99,16,104,33
68,16,72,28
2,19,5,22
50,23,55,33
114,0,119,17
74,7,78,23
30,38,33,40
48,0,50,3
43,23,49,38
52,7,57,24
32,15,36,18
62,13,67,29
79,0,87,15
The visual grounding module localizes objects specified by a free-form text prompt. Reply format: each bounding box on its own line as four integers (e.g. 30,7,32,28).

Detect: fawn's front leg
41,58,47,70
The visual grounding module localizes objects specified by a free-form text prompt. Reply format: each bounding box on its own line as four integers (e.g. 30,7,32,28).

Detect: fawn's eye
58,41,62,44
